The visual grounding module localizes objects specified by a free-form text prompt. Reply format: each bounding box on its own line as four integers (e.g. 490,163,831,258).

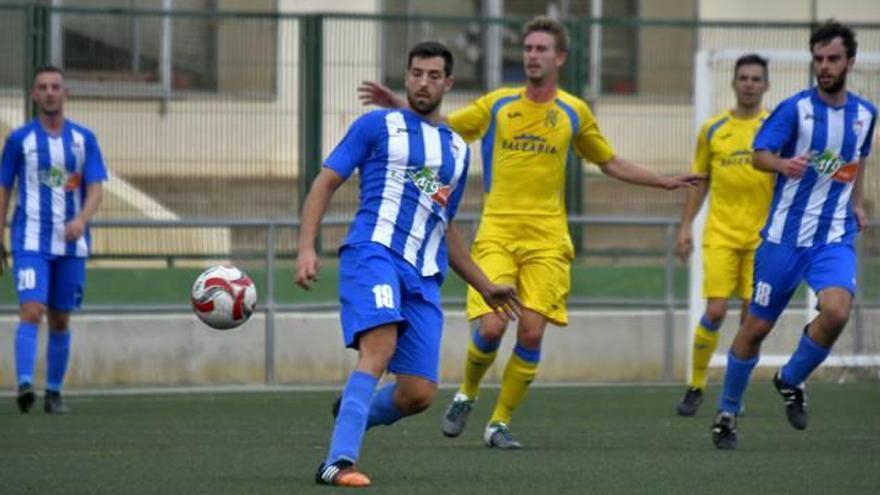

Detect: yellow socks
689,316,721,390
460,327,499,399
489,345,540,425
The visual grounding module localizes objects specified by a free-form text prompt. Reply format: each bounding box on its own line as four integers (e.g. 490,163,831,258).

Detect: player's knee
478,319,506,343
19,304,44,325
356,348,394,376
516,321,545,349
47,312,70,331
397,387,435,414
703,306,727,326
741,318,773,345
517,330,542,350
820,306,850,331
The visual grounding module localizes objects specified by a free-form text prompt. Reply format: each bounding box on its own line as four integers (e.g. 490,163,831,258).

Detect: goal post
688,49,880,378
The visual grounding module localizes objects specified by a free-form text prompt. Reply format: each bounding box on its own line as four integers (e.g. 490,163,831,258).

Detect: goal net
689,49,880,377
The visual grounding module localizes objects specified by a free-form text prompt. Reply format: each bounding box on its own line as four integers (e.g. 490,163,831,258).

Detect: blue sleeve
0,134,21,188
754,99,798,155
861,108,877,159
445,148,470,221
323,112,381,179
83,131,108,184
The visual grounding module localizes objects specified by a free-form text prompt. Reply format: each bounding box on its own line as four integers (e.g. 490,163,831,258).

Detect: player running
712,20,876,450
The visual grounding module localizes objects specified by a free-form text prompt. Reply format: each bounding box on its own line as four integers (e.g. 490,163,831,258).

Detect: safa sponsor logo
407,167,451,207
39,167,81,191
809,150,857,183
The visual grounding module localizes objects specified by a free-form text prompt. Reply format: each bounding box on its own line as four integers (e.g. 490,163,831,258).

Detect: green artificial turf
2,383,878,494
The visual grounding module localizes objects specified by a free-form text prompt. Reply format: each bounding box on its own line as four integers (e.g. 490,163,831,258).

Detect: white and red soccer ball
191,265,257,330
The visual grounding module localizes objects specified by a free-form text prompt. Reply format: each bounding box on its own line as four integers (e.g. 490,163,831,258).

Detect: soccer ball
191,265,257,330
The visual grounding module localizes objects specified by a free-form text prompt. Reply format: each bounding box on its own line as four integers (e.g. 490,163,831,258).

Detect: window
56,0,278,98
380,0,641,94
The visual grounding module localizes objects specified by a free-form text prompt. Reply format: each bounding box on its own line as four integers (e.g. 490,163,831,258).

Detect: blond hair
522,16,569,53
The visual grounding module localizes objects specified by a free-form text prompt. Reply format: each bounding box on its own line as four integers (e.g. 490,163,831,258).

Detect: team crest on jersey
40,167,81,191
809,150,857,183
853,119,864,136
407,167,451,206
544,109,558,128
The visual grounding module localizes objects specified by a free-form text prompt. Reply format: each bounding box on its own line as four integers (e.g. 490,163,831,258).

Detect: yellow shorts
466,216,573,326
702,245,756,300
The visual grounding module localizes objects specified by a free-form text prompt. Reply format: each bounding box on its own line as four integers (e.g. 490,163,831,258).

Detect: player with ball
296,41,521,487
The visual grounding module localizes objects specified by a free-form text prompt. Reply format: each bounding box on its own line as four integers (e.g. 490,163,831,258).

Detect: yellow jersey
448,87,615,219
693,110,774,249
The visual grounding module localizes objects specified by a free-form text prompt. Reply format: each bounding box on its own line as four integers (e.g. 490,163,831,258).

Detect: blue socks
781,332,830,386
719,349,759,414
14,324,73,391
46,330,72,392
366,383,404,429
14,322,39,385
326,370,378,465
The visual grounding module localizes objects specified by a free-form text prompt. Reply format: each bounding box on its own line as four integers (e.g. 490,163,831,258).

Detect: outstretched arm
295,168,346,290
358,80,453,125
447,223,521,320
599,156,705,190
753,150,808,178
358,81,406,109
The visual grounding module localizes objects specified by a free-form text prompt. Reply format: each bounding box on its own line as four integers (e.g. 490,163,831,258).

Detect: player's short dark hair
734,54,769,80
33,64,65,83
523,16,569,53
408,41,454,77
810,20,857,58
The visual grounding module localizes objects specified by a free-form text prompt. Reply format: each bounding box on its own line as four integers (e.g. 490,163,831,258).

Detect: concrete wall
2,309,875,388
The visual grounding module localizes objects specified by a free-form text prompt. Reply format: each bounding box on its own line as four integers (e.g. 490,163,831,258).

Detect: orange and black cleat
315,460,371,488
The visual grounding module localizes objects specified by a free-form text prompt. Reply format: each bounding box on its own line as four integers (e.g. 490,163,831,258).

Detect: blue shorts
338,242,444,383
749,241,856,322
13,252,86,311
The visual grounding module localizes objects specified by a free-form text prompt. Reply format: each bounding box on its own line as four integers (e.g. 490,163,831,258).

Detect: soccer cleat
16,383,36,414
484,422,522,449
711,410,738,450
315,460,371,487
773,371,808,430
676,387,704,416
441,392,474,438
44,390,70,415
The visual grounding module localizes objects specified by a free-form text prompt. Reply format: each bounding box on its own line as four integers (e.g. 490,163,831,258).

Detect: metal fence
1,4,879,381
0,4,879,308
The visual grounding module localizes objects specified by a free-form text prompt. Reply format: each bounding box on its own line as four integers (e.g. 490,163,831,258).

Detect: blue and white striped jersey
0,119,108,258
325,109,470,278
754,88,876,247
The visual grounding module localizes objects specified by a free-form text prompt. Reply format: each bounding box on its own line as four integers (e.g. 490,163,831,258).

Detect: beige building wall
699,0,880,22
638,0,696,95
